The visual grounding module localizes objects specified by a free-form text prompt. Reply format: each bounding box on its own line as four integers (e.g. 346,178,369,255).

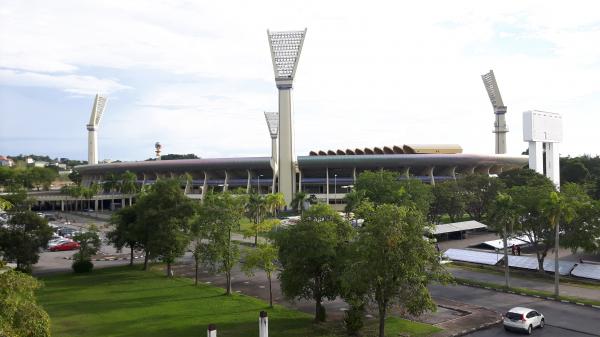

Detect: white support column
61,200,64,212
546,142,560,188
278,87,295,205
259,311,268,337
201,172,209,201
246,170,252,194
352,167,357,183
429,167,435,185
528,141,544,175
325,168,330,204
223,171,229,192
298,170,302,192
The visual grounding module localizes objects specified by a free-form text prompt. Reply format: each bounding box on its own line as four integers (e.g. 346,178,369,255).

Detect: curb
63,255,144,261
448,319,502,337
455,280,600,310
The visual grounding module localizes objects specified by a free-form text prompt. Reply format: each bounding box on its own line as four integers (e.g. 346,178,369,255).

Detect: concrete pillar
545,142,560,188
223,171,229,192
246,170,252,194
207,324,217,337
428,167,435,185
352,167,357,183
201,172,209,201
94,199,98,211
61,200,64,212
325,168,330,204
121,199,125,209
277,87,296,206
297,170,302,192
259,311,268,337
528,141,544,175
451,166,457,180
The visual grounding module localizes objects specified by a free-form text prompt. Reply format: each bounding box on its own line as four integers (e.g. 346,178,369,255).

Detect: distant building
25,157,35,165
100,159,115,164
33,161,49,168
0,156,14,167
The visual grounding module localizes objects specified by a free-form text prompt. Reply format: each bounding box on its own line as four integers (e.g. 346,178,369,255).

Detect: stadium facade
72,29,527,208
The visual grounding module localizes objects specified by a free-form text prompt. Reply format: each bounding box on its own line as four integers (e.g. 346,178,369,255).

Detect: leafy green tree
343,189,365,219
68,169,82,185
134,179,196,275
274,203,353,322
499,168,549,188
195,192,245,294
431,180,465,223
560,183,600,253
0,196,12,211
349,202,450,337
0,270,50,337
103,173,121,194
0,211,53,273
458,174,505,221
242,243,279,307
72,225,102,273
560,158,590,184
108,206,141,266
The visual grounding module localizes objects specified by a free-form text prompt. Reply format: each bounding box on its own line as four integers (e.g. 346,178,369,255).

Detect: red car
49,241,80,252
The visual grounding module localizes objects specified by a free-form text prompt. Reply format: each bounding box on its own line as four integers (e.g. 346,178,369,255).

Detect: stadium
71,29,527,208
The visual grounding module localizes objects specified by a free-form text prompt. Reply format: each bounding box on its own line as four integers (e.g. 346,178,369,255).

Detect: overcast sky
1,0,599,161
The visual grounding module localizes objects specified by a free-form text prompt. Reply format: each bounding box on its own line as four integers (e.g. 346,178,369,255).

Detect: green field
37,266,441,337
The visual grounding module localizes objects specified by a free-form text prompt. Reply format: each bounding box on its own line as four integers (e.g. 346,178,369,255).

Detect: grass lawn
37,266,441,337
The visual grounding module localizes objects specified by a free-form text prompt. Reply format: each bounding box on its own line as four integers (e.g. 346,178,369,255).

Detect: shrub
72,259,94,273
344,300,365,336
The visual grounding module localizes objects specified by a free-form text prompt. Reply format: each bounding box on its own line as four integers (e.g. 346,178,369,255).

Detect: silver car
503,307,545,334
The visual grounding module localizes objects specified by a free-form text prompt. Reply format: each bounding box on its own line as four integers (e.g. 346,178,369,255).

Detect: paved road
429,284,600,337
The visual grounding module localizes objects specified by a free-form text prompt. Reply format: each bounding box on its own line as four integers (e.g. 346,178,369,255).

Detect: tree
560,183,600,254
103,173,121,194
265,192,286,217
120,170,138,206
195,192,245,294
0,196,12,211
274,203,353,322
108,206,140,266
458,174,505,221
0,270,50,337
430,180,465,223
242,243,279,307
72,225,102,273
133,179,196,275
290,191,309,215
0,211,53,273
68,169,82,185
349,202,450,337
246,194,268,246
561,158,590,184
489,193,518,288
343,189,365,219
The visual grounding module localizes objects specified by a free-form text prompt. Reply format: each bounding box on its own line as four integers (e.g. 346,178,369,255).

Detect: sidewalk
447,265,600,301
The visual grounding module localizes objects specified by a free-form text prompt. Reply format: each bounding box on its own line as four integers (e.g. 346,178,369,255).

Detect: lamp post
334,174,337,204
258,174,264,194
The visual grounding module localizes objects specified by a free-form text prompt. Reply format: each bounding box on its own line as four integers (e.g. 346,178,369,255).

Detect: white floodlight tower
267,28,307,205
264,111,279,193
523,110,563,188
86,94,108,165
482,70,508,154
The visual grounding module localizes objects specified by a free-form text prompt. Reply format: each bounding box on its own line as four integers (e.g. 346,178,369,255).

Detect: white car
503,307,545,334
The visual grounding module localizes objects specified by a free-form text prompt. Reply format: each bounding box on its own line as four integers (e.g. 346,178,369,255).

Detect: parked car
48,241,80,252
47,238,71,248
503,307,544,334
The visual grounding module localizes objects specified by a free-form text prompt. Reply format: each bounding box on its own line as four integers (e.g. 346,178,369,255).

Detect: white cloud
1,0,600,158
0,69,130,95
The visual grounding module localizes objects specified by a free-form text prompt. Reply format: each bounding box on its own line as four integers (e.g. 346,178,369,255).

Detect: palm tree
120,171,139,206
246,194,268,246
290,191,308,215
343,190,365,219
265,192,286,217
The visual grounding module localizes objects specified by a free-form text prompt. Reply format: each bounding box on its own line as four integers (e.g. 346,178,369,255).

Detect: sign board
523,110,563,143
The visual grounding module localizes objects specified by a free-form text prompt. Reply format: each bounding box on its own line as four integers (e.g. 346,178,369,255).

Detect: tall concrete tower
86,94,107,165
481,70,508,154
267,29,307,205
264,111,279,193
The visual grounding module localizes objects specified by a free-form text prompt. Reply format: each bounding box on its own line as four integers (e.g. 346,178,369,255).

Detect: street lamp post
258,174,264,194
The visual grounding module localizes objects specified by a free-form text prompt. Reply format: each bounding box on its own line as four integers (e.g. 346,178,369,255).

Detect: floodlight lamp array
89,94,108,126
268,29,306,80
264,111,279,137
481,70,504,109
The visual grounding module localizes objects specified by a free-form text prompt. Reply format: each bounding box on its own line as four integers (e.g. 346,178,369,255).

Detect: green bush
72,259,94,273
344,301,365,336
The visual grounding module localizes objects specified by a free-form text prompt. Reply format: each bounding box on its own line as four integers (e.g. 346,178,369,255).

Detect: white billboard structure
264,111,279,193
86,94,108,165
267,29,307,205
523,110,563,187
482,70,508,154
